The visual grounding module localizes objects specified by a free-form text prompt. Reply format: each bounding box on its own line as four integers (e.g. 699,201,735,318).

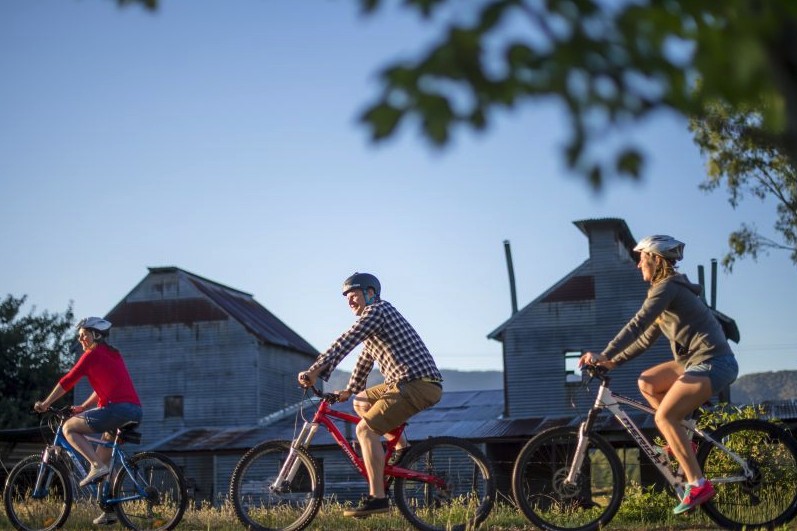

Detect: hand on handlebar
578,352,617,370
298,367,321,388
336,390,352,402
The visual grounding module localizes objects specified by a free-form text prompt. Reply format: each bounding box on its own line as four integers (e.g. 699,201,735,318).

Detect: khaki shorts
361,379,442,435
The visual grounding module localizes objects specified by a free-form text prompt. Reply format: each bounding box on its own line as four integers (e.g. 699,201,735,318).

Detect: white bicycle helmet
634,235,685,261
76,316,112,336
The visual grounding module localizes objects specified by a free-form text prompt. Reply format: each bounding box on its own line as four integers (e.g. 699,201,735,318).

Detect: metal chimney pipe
503,240,518,315
697,265,706,304
710,259,718,310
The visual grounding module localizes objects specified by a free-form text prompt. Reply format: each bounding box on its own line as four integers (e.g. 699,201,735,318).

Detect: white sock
692,477,706,487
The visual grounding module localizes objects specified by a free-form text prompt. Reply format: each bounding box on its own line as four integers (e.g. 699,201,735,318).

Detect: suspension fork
565,385,608,485
274,421,319,488
32,445,62,497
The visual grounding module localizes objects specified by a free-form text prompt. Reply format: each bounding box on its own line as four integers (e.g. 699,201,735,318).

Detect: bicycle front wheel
3,454,73,531
111,451,187,530
512,426,624,531
229,440,323,531
698,418,797,529
393,436,496,531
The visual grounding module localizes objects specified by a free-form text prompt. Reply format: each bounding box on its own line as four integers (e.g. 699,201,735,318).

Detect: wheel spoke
394,437,495,531
699,419,797,529
512,427,624,531
230,441,323,531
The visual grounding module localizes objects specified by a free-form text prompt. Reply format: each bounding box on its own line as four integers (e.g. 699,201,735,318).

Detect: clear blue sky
1,0,795,378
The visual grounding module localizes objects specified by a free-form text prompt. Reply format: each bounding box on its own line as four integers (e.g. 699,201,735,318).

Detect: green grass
1,491,795,530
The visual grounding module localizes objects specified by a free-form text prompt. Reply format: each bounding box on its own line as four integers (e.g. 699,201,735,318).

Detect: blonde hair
651,255,677,285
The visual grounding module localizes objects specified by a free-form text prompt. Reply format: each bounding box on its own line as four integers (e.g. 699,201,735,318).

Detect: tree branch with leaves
356,0,797,189
690,100,797,269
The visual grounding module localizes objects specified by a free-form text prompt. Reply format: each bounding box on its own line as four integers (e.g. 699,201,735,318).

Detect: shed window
564,351,583,384
164,395,184,418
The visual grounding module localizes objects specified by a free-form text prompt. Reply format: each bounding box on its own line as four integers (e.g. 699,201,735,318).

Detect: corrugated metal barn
488,218,737,419
74,266,320,503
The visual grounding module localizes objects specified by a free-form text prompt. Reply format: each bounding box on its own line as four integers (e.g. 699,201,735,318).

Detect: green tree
690,100,797,270
355,0,797,189
0,295,75,429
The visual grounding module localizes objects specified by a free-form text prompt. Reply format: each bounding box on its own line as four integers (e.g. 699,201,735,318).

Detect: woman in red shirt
34,317,142,489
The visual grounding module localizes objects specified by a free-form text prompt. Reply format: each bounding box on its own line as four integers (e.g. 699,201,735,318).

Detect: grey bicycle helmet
342,272,381,297
77,316,113,337
634,235,685,261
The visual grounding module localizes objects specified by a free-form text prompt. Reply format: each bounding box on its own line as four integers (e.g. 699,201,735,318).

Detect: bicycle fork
32,446,63,499
272,421,318,492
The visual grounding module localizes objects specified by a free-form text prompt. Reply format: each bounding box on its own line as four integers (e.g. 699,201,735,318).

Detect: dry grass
1,494,795,530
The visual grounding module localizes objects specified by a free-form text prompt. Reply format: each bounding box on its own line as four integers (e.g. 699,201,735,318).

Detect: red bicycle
229,385,495,531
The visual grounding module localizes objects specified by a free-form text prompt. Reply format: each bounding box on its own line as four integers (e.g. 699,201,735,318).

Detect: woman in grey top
580,235,738,515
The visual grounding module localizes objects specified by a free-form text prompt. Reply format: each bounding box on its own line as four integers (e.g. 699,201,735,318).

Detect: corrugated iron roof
143,391,797,454
145,390,506,453
154,267,318,356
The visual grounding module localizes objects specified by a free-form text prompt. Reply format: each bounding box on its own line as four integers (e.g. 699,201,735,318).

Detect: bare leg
353,391,407,449
638,360,682,409
95,432,113,467
655,375,713,483
356,419,386,498
62,417,101,467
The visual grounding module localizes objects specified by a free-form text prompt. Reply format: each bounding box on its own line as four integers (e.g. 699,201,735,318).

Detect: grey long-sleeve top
601,274,734,368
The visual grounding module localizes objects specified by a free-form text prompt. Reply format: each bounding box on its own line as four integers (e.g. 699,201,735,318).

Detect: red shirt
59,343,141,408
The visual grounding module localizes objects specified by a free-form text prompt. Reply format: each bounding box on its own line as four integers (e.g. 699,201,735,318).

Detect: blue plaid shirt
309,299,442,393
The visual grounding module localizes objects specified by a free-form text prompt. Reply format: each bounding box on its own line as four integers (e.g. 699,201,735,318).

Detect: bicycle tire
393,436,496,531
697,418,797,529
111,451,187,531
512,426,625,531
3,454,73,531
229,440,323,531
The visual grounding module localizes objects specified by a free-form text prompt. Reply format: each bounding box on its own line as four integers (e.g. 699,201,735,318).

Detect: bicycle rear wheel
3,454,73,531
229,440,323,531
512,426,624,531
393,436,496,531
112,451,187,530
698,418,797,529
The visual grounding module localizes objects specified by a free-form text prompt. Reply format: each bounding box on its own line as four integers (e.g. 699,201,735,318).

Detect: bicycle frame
274,390,447,492
36,411,151,508
566,373,754,498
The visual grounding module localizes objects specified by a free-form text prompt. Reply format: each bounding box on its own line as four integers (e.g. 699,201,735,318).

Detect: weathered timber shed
488,218,738,419
73,266,319,502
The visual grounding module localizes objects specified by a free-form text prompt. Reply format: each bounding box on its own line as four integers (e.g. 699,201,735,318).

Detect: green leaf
361,103,404,140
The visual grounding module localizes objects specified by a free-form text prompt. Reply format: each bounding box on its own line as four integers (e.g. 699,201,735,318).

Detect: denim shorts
81,403,142,434
685,355,739,393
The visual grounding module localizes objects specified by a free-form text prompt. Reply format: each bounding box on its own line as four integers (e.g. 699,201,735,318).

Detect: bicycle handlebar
302,384,342,404
33,406,73,420
580,363,611,382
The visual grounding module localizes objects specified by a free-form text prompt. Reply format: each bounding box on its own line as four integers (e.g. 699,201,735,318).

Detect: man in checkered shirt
299,272,443,517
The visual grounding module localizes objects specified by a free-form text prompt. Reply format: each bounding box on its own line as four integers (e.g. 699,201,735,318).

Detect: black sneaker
343,496,390,517
387,446,409,467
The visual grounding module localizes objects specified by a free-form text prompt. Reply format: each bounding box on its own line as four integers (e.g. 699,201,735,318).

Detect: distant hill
327,368,796,404
731,370,797,404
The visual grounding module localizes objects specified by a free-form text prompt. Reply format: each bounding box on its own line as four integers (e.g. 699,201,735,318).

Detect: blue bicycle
2,407,187,531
